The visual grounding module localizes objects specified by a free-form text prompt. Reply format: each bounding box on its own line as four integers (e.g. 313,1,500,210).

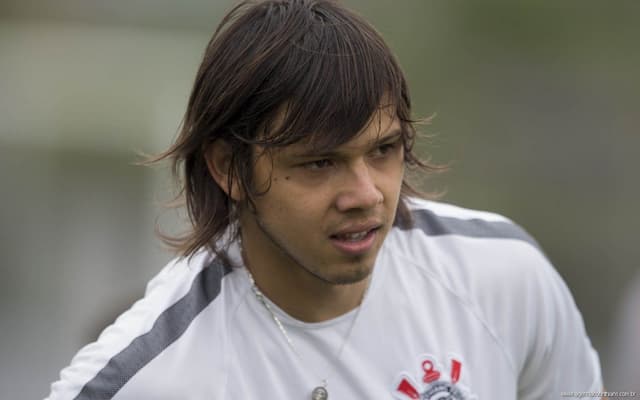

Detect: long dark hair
148,0,444,260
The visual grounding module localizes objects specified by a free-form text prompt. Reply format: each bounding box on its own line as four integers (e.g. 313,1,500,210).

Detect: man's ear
205,140,243,201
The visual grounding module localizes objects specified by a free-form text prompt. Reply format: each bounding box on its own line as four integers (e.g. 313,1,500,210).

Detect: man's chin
323,263,374,285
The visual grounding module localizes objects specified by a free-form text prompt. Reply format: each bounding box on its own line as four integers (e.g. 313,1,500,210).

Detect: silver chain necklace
245,268,367,400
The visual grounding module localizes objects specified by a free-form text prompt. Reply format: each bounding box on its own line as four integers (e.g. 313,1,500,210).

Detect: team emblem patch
392,354,477,400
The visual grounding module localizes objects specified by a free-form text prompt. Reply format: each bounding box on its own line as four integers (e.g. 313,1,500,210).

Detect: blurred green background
1,1,638,397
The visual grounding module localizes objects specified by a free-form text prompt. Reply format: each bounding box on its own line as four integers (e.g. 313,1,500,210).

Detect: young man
47,1,602,399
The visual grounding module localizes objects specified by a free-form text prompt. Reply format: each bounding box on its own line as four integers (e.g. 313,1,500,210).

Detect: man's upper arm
515,252,602,398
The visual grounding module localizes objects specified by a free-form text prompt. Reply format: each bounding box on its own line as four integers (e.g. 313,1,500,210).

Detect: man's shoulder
392,197,541,252
385,197,551,319
145,250,234,306
46,250,235,400
385,199,602,388
404,197,512,223
136,250,235,328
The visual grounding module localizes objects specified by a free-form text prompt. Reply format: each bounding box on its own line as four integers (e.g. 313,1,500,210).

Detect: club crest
392,354,476,400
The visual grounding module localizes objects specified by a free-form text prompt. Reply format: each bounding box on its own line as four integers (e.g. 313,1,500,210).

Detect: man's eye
372,142,399,157
303,159,334,170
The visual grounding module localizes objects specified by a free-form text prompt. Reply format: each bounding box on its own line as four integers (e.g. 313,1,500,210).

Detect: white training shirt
46,198,602,399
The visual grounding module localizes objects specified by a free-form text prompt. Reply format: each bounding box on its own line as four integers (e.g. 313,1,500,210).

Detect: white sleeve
43,255,222,400
516,255,602,398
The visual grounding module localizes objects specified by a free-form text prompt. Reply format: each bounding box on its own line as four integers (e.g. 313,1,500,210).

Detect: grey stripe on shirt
74,258,231,400
405,207,541,250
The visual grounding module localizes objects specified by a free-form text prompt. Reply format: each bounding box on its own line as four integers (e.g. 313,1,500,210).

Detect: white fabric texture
45,199,602,399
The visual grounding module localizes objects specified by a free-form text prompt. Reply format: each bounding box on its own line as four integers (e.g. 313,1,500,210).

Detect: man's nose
334,159,383,212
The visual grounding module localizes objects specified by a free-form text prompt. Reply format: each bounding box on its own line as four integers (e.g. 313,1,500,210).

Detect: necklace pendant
311,386,328,400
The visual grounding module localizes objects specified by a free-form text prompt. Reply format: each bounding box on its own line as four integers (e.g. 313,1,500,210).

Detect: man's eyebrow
375,129,403,144
289,128,403,158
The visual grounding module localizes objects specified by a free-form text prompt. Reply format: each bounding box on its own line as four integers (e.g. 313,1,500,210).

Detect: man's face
240,109,405,285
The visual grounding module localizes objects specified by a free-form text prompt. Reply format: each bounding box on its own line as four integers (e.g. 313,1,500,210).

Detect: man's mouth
329,225,382,255
331,227,379,242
